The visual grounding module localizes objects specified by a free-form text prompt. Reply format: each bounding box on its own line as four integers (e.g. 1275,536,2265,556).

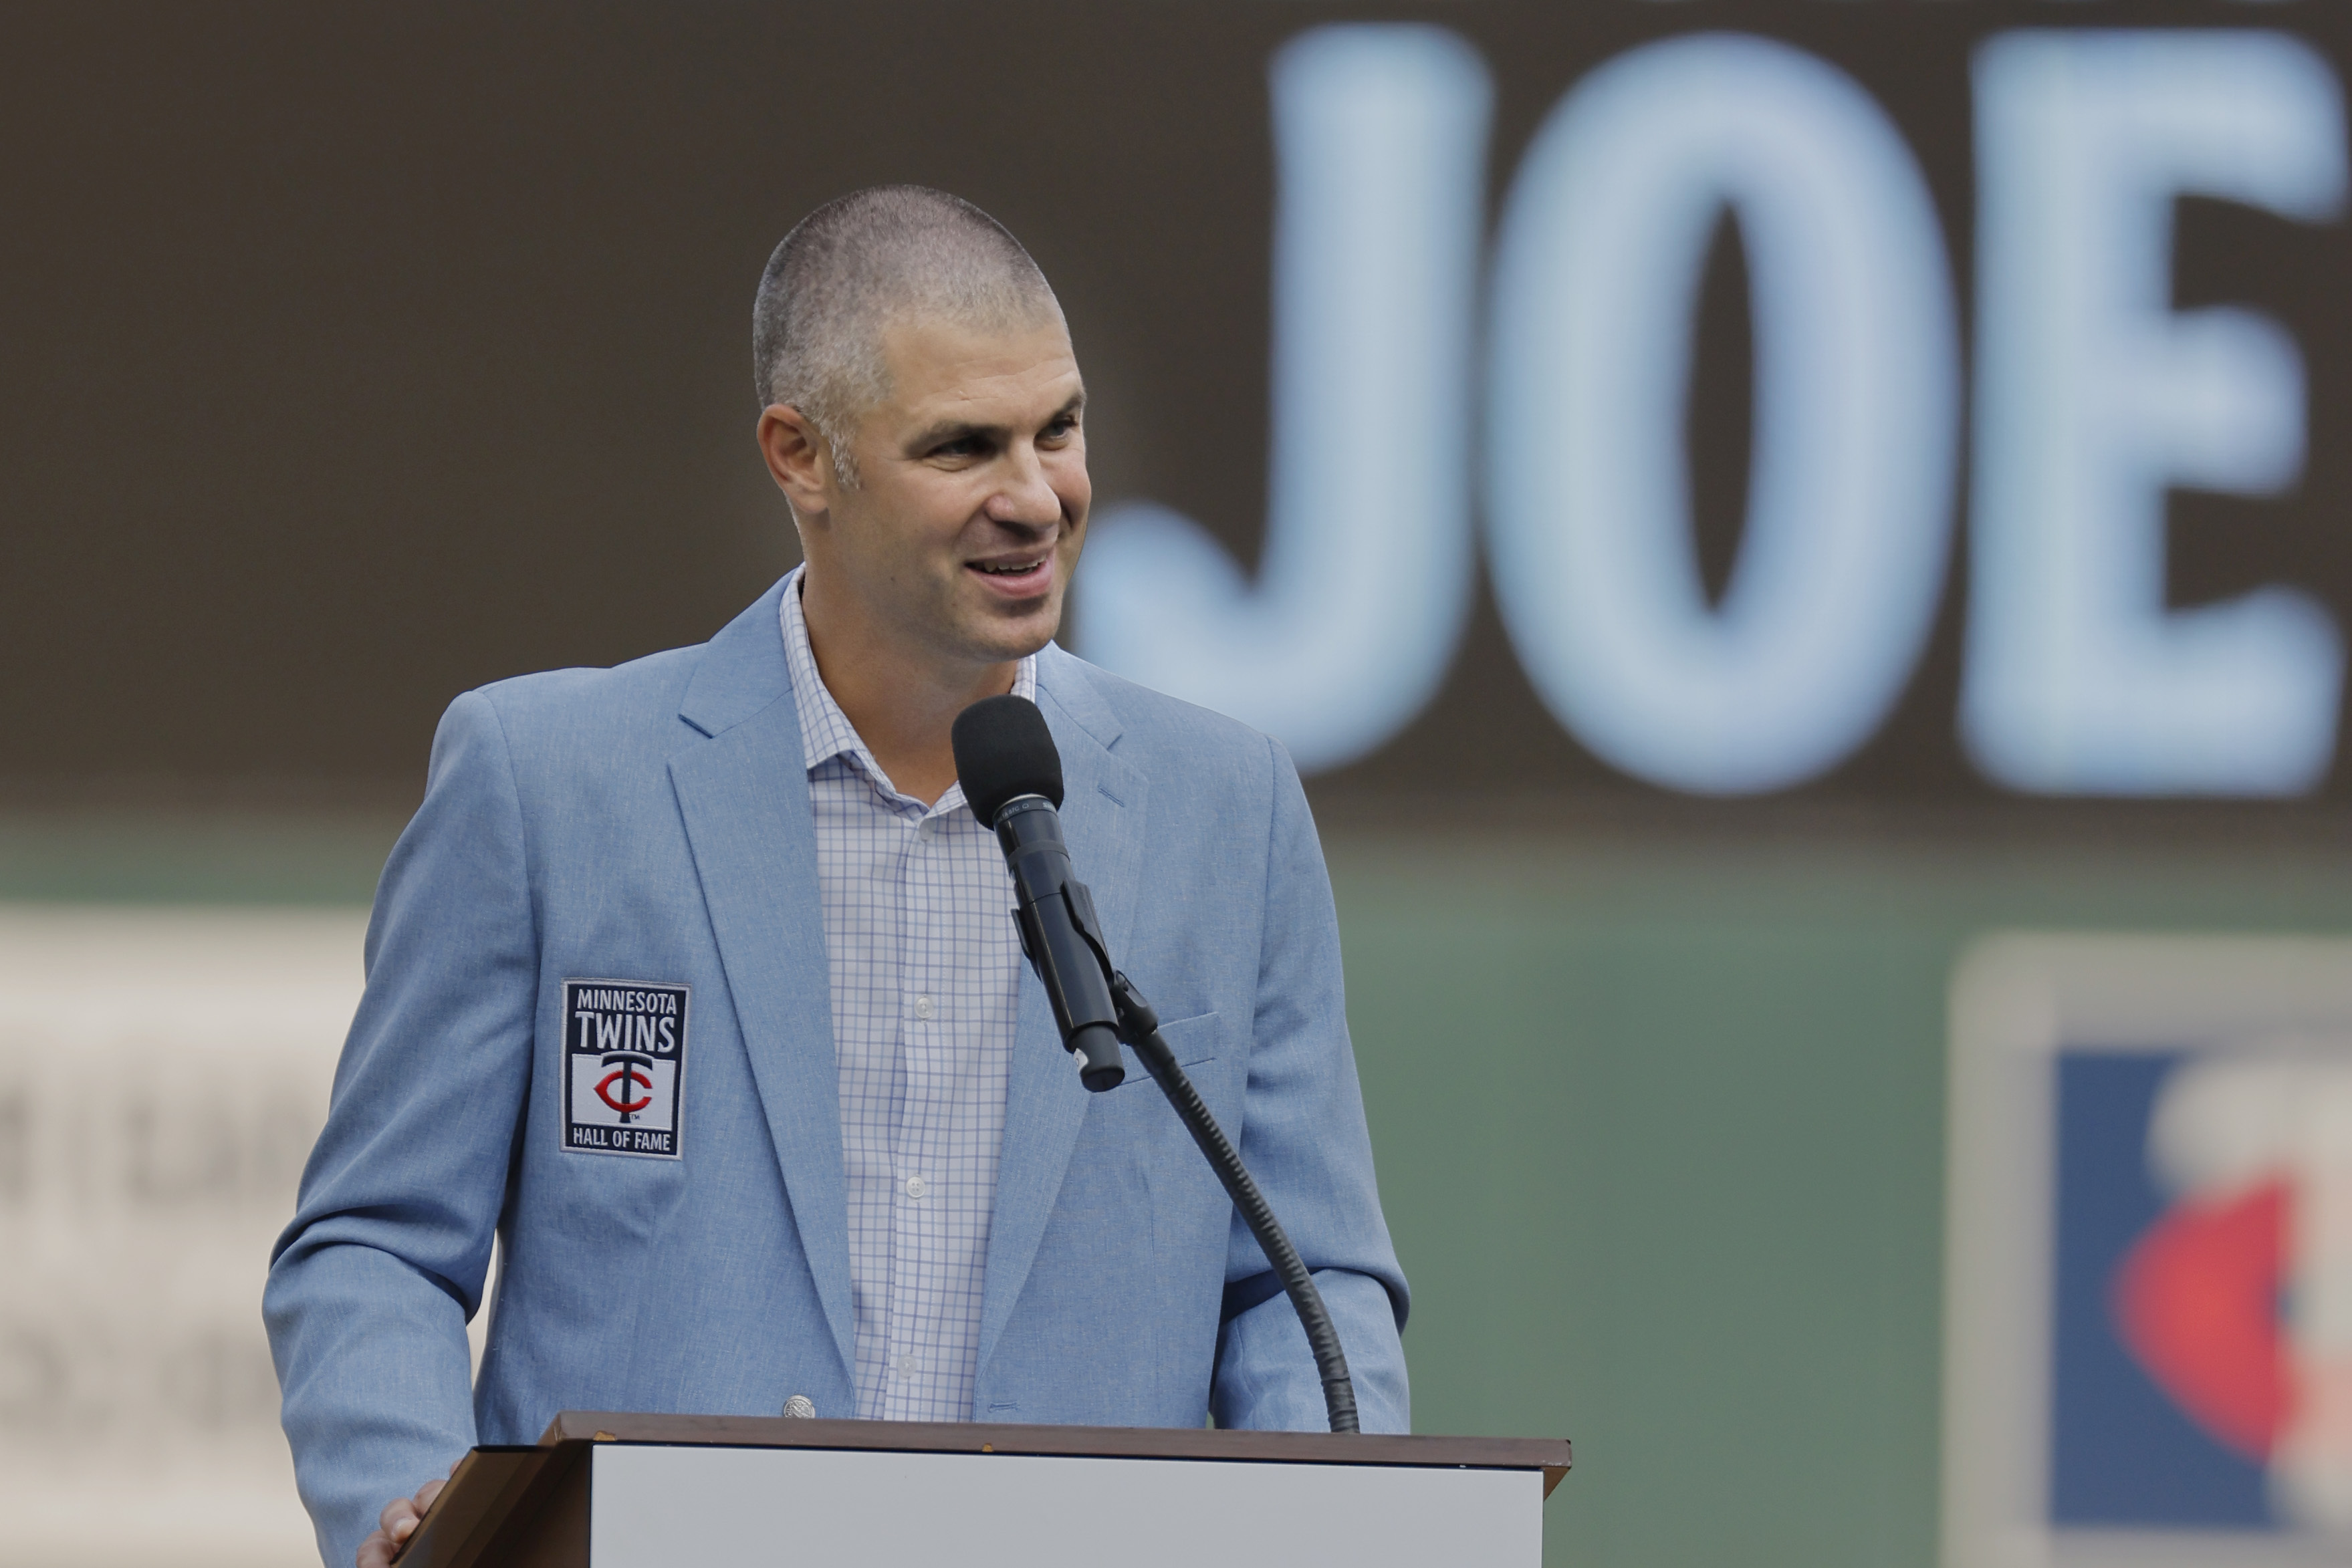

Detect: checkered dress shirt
780,569,1034,1423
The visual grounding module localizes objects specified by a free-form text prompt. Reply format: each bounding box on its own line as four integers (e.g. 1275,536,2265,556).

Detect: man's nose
984,443,1063,531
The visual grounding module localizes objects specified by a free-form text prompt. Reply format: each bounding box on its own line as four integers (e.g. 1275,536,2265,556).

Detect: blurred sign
0,906,364,1568
9,3,2352,807
1081,19,2351,799
1946,936,2352,1568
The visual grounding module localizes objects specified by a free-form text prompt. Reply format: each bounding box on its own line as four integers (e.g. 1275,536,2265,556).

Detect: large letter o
1487,33,1960,795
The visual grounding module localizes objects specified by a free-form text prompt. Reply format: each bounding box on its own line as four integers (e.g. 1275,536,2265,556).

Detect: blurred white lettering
1487,33,1958,794
1073,24,1492,773
1080,25,2349,801
1963,30,2345,795
0,907,369,1566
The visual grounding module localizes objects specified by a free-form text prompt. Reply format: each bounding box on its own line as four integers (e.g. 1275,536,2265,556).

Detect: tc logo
594,1056,655,1120
562,979,689,1162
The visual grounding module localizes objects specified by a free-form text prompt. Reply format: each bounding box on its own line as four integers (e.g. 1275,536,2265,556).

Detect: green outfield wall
9,812,2352,1568
1336,829,2352,1568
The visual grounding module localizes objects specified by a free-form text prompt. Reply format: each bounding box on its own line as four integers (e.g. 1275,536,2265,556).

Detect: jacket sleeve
263,691,539,1568
1209,736,1411,1434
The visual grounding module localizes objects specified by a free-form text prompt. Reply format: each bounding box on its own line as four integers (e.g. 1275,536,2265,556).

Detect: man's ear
757,404,834,520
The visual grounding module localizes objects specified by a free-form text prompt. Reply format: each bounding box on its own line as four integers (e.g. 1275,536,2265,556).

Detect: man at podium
265,186,1410,1568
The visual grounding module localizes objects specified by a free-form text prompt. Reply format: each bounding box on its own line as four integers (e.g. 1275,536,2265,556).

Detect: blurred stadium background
7,4,2352,1566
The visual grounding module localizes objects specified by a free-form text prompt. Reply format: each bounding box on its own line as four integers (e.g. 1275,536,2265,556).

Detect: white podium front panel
589,1442,1542,1566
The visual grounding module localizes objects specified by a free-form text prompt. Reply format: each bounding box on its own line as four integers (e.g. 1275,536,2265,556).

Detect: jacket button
783,1395,816,1419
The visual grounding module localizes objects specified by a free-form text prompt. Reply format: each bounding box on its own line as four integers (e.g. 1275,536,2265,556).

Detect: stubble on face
813,309,1091,684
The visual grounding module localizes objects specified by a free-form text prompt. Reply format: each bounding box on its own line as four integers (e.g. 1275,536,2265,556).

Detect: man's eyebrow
905,393,1086,454
905,418,995,452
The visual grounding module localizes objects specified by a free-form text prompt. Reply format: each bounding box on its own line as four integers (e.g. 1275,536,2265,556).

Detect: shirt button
913,995,934,1021
895,1354,917,1377
904,1174,929,1200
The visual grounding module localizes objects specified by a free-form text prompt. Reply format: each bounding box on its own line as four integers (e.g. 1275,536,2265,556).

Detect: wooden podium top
544,1408,1568,1478
401,1412,1570,1568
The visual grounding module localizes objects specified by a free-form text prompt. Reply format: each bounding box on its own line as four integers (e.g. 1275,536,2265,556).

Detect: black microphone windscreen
952,694,1064,823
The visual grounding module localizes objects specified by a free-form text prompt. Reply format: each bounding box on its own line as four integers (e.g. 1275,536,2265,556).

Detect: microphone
951,692,1362,1434
952,694,1126,1091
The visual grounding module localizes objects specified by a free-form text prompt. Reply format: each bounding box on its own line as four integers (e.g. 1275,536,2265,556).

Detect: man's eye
931,437,987,460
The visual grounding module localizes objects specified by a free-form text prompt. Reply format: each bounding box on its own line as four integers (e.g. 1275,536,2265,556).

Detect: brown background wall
5,1,2347,815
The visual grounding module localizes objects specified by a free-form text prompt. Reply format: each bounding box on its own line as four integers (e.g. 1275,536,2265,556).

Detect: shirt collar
778,565,1040,781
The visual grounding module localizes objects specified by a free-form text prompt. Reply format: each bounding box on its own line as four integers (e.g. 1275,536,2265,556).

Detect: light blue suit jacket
264,577,1409,1567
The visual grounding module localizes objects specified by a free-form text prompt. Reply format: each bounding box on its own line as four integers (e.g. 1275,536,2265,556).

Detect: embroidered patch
562,978,689,1159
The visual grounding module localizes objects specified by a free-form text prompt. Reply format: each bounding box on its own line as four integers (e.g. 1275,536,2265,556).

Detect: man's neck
799,578,1018,808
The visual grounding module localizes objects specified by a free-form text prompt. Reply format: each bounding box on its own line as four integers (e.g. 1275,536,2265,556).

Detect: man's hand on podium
357,1466,451,1568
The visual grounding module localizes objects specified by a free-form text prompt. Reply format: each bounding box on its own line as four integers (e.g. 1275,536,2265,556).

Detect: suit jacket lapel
978,648,1147,1371
668,579,857,1385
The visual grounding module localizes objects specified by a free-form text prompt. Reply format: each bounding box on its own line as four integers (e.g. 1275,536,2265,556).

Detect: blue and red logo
2055,1049,2352,1529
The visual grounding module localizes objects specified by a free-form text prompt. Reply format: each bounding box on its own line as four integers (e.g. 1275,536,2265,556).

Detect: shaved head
753,186,1062,483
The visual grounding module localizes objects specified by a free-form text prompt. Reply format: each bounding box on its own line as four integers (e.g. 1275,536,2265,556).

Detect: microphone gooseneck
949,693,1361,1434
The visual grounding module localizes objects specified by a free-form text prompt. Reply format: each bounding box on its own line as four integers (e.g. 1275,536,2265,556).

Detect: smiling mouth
967,555,1052,591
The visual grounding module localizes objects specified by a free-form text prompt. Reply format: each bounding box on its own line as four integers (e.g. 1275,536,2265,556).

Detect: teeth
979,561,1040,574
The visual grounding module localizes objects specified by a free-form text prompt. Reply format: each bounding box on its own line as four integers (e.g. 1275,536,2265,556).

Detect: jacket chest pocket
1113,1009,1221,1089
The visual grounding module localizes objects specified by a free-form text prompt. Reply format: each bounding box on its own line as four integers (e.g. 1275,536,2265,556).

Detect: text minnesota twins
572,988,682,1052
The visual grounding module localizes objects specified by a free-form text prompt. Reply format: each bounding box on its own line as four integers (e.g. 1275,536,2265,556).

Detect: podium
397,1411,1572,1567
